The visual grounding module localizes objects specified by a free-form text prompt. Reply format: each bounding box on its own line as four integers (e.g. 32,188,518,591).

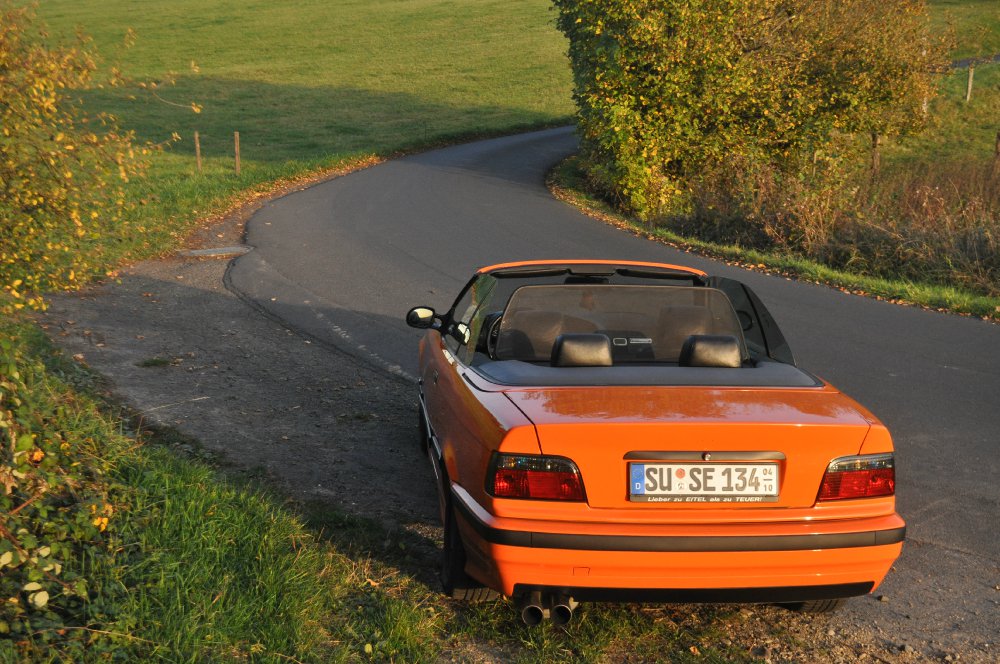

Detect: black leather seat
496,311,598,361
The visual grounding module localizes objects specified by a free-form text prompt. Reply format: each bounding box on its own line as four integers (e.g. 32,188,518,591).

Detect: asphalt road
228,127,1000,656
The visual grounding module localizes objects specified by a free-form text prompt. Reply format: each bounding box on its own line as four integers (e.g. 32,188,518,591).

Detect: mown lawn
928,0,1000,59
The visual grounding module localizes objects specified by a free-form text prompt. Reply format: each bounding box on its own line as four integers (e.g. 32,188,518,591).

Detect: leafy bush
0,320,124,657
552,0,946,219
0,2,145,312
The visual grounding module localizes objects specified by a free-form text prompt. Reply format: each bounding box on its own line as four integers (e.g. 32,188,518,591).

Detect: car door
421,274,496,484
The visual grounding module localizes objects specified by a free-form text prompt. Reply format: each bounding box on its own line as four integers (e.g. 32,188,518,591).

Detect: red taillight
488,454,585,501
818,454,895,501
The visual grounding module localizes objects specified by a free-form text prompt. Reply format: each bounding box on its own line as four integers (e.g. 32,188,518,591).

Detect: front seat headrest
679,335,742,368
551,333,613,367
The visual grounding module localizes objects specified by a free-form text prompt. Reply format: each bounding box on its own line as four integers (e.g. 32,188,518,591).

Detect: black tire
440,501,499,602
428,430,498,602
785,598,845,614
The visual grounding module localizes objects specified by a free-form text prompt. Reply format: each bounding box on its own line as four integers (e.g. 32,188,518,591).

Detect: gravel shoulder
38,178,994,663
40,202,437,530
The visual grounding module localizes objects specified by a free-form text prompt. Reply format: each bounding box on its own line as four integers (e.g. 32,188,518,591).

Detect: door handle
432,370,439,385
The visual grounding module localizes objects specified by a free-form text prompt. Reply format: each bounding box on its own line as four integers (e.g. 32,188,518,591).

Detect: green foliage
680,62,1000,297
0,2,146,312
553,0,947,219
0,319,124,657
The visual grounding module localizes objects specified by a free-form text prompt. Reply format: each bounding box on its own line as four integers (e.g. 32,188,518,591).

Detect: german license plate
629,463,779,502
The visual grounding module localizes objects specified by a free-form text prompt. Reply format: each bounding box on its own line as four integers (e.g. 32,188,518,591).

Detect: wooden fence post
965,65,974,103
870,132,881,179
993,129,1000,178
921,47,929,115
194,131,202,173
234,131,241,176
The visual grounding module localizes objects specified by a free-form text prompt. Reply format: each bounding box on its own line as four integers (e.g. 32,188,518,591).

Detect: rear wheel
784,598,845,614
440,487,498,601
438,448,500,602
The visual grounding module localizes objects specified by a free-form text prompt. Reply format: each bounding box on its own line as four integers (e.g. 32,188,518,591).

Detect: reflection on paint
508,386,868,425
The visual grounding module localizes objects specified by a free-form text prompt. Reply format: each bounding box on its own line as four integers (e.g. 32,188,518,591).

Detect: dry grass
666,58,1000,300
854,160,1000,293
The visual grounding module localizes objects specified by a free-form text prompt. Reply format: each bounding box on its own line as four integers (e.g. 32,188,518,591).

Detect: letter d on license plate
629,462,779,502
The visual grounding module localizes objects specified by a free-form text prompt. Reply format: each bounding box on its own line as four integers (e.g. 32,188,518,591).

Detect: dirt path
39,193,993,664
40,211,438,532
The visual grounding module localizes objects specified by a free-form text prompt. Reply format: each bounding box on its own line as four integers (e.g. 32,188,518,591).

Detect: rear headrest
551,334,613,367
679,335,742,368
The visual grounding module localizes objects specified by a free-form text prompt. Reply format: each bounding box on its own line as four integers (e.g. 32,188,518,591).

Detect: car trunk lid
503,385,873,510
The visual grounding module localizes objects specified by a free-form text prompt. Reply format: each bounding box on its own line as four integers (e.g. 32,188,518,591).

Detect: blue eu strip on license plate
630,464,647,496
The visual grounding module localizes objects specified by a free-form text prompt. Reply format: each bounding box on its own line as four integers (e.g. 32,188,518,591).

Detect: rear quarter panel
420,332,539,505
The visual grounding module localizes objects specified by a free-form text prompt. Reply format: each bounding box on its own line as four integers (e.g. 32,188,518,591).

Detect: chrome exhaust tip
517,592,579,625
521,603,545,626
550,595,578,625
518,591,546,626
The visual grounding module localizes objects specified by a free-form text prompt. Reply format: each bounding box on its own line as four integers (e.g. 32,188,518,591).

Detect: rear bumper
452,487,904,599
513,583,875,604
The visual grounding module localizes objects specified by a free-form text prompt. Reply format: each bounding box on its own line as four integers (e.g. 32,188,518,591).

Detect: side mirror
406,306,438,329
737,310,754,332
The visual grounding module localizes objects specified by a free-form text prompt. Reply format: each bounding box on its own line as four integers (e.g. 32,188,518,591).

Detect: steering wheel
486,313,504,359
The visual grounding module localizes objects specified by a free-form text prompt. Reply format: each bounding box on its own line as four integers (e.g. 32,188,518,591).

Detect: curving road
228,127,999,656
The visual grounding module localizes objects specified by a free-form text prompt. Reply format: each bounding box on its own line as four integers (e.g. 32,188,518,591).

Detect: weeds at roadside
549,144,1000,321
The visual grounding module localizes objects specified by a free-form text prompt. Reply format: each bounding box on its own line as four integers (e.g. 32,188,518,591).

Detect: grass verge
1,315,764,663
548,157,1000,321
0,316,434,662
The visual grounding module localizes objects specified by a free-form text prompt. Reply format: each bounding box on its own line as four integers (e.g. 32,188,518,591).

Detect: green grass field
888,63,1000,164
43,0,574,158
929,0,1000,59
37,0,574,271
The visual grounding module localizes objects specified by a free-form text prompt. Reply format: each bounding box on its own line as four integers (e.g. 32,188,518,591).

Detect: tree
0,2,144,312
552,0,946,220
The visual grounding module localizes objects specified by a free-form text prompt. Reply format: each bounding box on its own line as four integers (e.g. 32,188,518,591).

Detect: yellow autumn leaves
0,3,146,314
553,0,946,220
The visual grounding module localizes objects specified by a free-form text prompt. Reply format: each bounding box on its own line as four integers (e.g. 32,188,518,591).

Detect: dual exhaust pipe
517,591,578,625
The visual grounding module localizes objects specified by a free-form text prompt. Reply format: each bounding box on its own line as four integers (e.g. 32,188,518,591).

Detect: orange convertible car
406,260,903,624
